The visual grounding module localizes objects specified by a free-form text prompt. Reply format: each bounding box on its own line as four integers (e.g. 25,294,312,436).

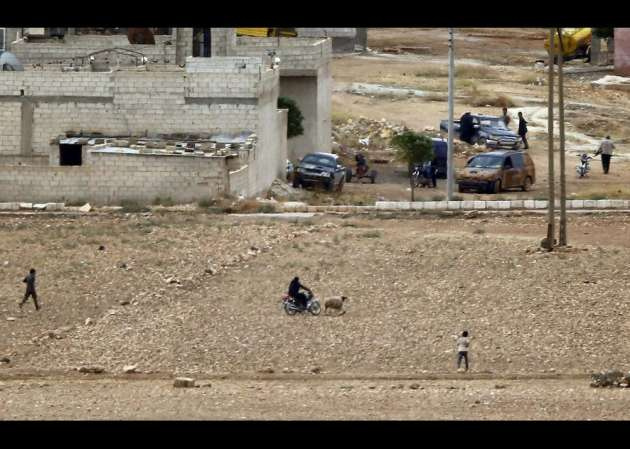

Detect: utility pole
447,28,455,200
557,28,567,246
545,28,556,250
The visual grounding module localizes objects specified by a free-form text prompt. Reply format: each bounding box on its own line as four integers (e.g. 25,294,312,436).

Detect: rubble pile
590,370,630,388
56,133,257,158
332,117,409,153
332,117,480,158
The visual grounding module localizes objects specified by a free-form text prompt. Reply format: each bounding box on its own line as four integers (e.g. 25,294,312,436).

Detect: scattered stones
258,368,274,374
78,366,105,374
173,377,195,388
6,317,16,322
495,384,507,389
464,210,479,219
590,370,627,388
282,368,293,374
165,277,180,285
118,262,127,269
409,383,421,390
119,300,130,306
311,367,322,374
79,203,92,213
205,267,217,275
123,364,138,374
84,318,93,326
98,245,105,251
0,357,10,364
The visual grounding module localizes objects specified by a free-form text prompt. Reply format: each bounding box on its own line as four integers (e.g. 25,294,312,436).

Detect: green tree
593,28,614,39
278,96,304,139
391,131,435,201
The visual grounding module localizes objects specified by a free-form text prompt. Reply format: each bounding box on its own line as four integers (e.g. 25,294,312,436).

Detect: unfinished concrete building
0,27,332,204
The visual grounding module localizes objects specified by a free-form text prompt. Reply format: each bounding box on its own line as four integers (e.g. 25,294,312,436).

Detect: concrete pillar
20,100,34,156
175,28,193,65
211,28,236,56
355,28,368,51
280,68,331,162
590,37,601,65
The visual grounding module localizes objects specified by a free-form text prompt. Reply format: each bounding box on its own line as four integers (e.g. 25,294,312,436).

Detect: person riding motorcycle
355,153,368,176
288,276,312,310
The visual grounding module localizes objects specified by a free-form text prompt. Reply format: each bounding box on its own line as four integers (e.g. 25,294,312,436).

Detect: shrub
278,96,304,139
152,196,175,207
391,131,434,167
120,200,149,213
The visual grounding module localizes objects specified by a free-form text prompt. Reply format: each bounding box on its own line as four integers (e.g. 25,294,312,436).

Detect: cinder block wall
0,65,263,157
614,28,630,76
0,151,228,204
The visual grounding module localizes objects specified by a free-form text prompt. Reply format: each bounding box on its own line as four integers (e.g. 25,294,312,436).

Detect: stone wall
0,149,229,204
615,28,630,76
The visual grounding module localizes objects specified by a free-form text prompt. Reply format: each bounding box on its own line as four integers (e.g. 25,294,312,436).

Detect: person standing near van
518,112,529,150
594,135,615,174
502,107,511,128
456,331,470,372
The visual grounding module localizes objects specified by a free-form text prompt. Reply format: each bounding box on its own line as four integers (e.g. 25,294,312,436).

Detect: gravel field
2,212,630,378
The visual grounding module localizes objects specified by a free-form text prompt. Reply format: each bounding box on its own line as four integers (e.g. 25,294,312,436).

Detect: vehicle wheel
458,184,464,193
309,301,321,316
292,177,300,188
370,170,377,184
284,303,297,316
345,168,353,183
492,179,502,194
522,177,532,192
326,181,334,192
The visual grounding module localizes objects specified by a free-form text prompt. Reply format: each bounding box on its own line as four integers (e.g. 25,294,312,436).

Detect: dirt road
2,377,628,420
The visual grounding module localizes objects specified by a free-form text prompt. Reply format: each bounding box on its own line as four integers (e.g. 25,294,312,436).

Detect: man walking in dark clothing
595,135,615,174
20,268,40,311
459,112,475,144
518,112,529,149
288,276,312,309
430,158,438,188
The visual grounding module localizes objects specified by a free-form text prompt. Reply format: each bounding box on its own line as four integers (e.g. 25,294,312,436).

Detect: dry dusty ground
3,378,630,420
1,210,630,419
329,28,630,203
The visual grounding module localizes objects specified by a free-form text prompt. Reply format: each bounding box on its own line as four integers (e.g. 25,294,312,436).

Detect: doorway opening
193,28,211,57
59,144,83,166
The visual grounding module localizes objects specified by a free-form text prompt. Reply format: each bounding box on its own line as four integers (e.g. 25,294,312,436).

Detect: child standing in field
456,331,470,372
19,268,40,311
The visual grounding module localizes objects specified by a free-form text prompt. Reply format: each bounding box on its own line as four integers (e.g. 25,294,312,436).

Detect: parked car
292,152,346,192
456,150,535,193
439,114,521,150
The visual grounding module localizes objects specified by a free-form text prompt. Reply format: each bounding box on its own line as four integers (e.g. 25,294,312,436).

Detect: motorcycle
282,291,321,316
412,162,435,188
576,154,592,178
346,153,377,184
